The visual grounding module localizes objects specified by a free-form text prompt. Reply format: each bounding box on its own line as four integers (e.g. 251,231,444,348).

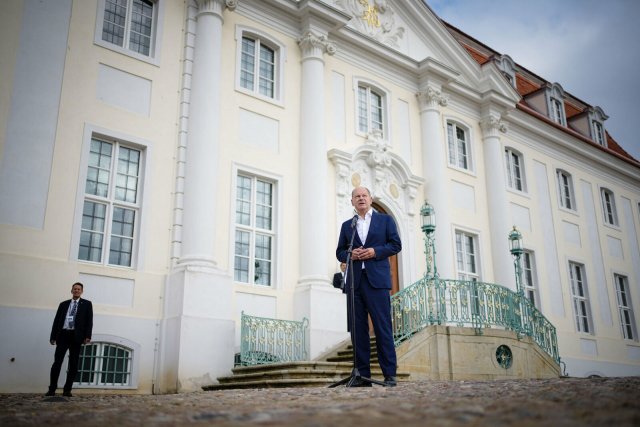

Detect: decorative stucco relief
335,0,405,48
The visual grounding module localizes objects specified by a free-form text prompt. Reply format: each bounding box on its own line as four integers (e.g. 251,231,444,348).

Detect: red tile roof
442,24,638,166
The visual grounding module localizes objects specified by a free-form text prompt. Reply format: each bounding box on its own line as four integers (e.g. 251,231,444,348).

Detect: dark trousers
350,270,397,379
49,330,81,392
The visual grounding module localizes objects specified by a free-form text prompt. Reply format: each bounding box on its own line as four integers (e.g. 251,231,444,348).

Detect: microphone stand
329,216,386,388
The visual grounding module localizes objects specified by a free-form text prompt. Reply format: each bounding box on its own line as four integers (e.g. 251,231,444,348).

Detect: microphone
351,214,358,228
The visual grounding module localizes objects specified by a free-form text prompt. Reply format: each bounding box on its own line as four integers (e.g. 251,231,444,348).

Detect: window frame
71,125,151,270
522,250,540,309
446,120,473,172
614,274,637,341
600,187,619,227
568,261,593,334
504,147,526,192
232,168,279,288
354,80,388,139
235,26,285,105
94,0,164,65
556,169,576,211
73,335,140,389
455,229,480,282
592,120,605,146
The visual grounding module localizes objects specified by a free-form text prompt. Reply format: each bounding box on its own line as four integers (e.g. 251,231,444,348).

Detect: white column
417,85,455,279
179,0,226,267
297,31,335,286
480,112,514,290
294,31,347,358
160,0,235,393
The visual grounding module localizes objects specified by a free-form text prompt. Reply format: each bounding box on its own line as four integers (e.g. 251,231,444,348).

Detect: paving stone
1,377,639,426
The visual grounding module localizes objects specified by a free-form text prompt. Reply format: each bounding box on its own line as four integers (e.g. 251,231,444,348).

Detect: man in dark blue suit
46,282,93,397
336,187,401,387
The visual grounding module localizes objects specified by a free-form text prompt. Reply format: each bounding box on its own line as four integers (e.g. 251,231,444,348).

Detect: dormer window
495,55,516,88
592,121,605,146
588,106,608,147
547,83,566,126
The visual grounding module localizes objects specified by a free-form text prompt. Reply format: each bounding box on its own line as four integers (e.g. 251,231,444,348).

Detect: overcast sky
427,0,640,162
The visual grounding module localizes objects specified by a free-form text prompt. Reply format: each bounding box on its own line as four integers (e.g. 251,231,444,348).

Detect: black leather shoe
384,376,397,387
62,391,73,397
44,390,55,397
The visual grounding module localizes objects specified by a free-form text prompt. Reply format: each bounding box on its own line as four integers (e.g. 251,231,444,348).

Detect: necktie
69,300,78,329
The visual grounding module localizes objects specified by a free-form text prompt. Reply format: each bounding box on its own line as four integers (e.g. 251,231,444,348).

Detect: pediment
327,0,519,102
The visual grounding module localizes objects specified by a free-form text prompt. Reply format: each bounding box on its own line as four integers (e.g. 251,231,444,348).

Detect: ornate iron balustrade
240,312,309,366
391,277,560,364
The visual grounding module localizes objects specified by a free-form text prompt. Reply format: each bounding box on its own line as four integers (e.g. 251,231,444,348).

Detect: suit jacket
332,272,344,289
336,211,401,291
50,298,93,344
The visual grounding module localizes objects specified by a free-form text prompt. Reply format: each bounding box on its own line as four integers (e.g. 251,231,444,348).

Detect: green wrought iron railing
239,311,309,366
390,276,560,364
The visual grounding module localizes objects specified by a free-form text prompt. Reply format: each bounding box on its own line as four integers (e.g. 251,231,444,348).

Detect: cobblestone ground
1,377,639,427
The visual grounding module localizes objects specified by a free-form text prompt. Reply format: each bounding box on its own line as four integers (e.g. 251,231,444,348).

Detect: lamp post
421,201,437,279
508,226,524,296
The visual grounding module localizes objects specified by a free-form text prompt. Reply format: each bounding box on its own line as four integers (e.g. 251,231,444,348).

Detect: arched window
75,342,133,387
236,27,285,103
504,147,526,192
447,121,472,171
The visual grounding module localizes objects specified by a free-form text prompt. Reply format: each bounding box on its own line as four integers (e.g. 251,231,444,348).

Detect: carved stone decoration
336,0,405,48
416,85,449,111
480,114,508,138
365,133,393,168
195,0,235,16
298,31,337,59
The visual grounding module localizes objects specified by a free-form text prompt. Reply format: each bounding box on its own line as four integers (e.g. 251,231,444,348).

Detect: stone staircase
204,337,410,390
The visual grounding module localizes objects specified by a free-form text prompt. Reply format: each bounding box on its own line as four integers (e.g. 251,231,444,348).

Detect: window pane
79,202,106,262
240,37,256,91
109,207,135,266
234,230,250,282
86,139,113,197
258,44,275,98
236,175,252,225
255,180,273,230
358,86,368,133
370,91,383,131
75,344,98,384
128,0,153,56
255,234,272,286
102,0,127,47
116,146,140,203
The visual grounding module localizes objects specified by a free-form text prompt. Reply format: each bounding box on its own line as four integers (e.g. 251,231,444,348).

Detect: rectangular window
569,262,592,333
78,138,141,267
240,36,276,98
447,122,469,170
523,251,539,308
455,230,478,281
601,188,619,226
75,342,132,387
357,85,384,136
234,174,275,286
556,170,576,210
102,0,155,57
505,148,524,191
615,274,637,340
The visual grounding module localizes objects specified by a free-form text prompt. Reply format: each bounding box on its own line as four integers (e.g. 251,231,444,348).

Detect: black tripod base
328,368,387,388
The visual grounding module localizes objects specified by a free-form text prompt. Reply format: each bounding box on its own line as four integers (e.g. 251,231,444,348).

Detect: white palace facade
1,0,639,393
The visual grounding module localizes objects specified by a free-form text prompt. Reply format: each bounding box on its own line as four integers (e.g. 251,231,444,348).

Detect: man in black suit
46,282,93,397
332,262,346,289
336,187,401,387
